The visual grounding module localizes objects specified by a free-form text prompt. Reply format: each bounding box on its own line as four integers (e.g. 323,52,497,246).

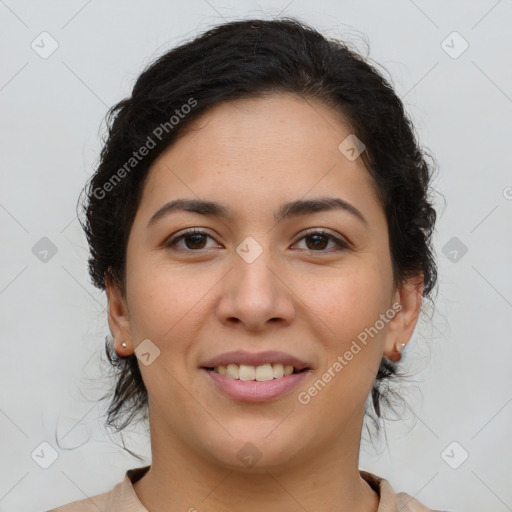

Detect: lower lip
201,368,311,402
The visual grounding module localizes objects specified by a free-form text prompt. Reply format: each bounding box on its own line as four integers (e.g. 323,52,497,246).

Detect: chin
200,432,305,474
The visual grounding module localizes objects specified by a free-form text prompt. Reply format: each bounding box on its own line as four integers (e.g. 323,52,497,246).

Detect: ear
105,270,133,354
383,273,424,362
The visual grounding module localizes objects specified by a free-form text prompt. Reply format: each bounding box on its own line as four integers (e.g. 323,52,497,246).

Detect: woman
49,17,442,512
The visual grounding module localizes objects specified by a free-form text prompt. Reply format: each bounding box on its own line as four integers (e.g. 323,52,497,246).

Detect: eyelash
164,228,351,253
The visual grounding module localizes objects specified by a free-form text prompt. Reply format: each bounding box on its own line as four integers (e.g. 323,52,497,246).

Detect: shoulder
360,470,445,512
45,466,150,512
45,479,124,512
396,491,439,511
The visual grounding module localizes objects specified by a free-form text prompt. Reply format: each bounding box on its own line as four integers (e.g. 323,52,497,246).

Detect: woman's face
107,93,421,471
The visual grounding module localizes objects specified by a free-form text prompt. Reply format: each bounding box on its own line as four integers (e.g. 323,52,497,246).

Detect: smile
206,363,308,381
201,366,312,402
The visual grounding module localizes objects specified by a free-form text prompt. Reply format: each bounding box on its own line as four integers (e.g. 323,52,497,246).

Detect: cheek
125,259,210,345
295,270,388,429
298,261,391,346
295,263,390,408
125,263,209,400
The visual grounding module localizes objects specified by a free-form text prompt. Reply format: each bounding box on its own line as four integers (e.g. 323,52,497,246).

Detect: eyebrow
147,197,368,228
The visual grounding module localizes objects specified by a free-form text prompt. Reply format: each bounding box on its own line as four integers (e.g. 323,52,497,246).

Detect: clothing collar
106,465,412,512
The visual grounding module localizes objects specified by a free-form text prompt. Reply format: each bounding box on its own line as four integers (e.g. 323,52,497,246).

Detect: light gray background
1,1,511,511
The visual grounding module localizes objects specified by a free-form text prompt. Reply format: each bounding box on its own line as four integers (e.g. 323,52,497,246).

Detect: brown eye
165,229,217,251
293,230,350,252
165,228,350,253
304,233,329,250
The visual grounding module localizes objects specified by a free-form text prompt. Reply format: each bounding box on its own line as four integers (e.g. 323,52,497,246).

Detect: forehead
172,93,354,168
138,93,383,224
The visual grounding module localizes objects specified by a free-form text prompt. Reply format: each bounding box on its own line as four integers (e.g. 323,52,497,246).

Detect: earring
115,341,129,359
395,341,406,354
388,341,406,362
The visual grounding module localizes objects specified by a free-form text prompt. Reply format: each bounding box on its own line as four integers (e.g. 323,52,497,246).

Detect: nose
216,242,296,332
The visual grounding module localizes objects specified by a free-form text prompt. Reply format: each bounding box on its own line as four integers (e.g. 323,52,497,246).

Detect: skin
106,93,423,512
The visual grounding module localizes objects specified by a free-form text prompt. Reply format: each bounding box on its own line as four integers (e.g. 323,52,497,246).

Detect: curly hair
77,17,438,448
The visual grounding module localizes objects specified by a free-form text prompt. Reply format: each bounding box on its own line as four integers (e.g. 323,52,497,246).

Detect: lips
199,350,311,371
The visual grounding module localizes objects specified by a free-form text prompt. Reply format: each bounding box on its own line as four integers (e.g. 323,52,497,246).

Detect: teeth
214,363,296,381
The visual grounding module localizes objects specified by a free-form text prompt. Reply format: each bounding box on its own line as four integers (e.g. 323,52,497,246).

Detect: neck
133,408,379,512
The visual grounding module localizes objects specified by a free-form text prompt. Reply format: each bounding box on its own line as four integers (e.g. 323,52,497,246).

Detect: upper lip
200,350,311,370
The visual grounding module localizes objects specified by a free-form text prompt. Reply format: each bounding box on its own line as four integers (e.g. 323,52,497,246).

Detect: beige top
47,465,440,511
